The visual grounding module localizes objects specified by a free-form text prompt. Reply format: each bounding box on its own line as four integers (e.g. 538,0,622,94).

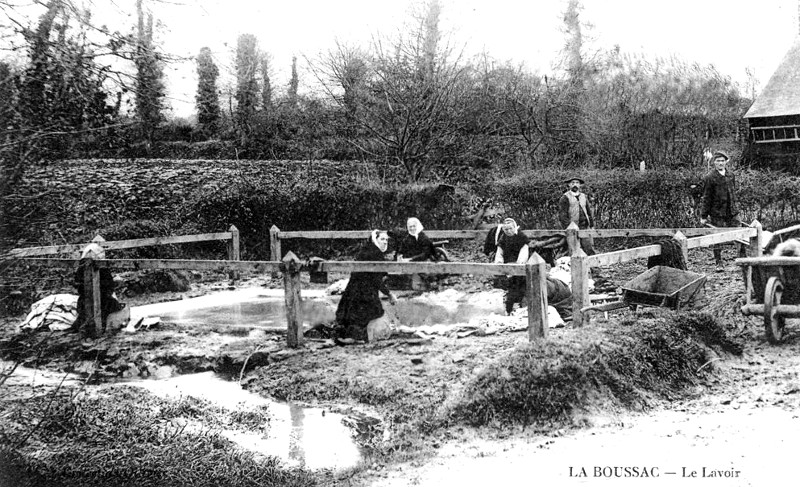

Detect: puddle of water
126,371,367,471
132,287,505,330
0,362,83,389
133,289,335,330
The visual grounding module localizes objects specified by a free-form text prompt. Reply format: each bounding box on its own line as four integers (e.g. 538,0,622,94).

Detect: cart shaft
741,303,800,317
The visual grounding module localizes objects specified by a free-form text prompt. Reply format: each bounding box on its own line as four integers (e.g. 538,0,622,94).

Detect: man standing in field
700,150,738,270
558,176,595,256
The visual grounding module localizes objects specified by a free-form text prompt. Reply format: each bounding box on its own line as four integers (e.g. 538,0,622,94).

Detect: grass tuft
444,311,742,428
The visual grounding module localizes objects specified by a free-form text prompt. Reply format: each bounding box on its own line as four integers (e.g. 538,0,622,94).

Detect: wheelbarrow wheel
764,276,786,345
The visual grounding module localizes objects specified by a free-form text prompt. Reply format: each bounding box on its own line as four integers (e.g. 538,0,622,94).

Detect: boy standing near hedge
558,177,596,256
700,150,738,270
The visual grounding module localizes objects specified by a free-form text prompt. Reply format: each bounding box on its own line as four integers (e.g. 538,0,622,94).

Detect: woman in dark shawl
334,230,397,341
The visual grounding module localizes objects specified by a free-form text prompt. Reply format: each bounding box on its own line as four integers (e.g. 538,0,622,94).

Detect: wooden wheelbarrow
581,266,707,316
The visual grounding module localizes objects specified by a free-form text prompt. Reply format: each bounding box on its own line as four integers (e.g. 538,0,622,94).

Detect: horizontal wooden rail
15,257,277,272
580,227,728,238
279,229,489,239
318,260,528,276
6,231,235,258
771,224,800,237
686,228,755,249
587,244,662,267
18,257,529,277
736,256,800,266
276,227,725,240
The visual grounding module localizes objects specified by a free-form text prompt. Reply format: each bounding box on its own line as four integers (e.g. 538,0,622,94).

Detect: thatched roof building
745,39,800,146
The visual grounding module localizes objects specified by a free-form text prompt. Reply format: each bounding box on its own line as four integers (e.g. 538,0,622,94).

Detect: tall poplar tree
287,56,299,107
195,47,220,135
260,54,272,114
235,33,258,145
134,0,165,148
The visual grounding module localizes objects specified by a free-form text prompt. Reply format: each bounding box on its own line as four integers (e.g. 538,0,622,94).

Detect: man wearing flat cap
700,150,738,270
558,176,595,255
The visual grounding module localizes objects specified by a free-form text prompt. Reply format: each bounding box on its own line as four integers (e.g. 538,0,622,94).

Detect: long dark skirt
335,273,386,340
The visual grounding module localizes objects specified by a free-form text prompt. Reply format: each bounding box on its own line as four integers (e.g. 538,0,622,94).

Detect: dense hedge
6,160,800,260
486,167,800,231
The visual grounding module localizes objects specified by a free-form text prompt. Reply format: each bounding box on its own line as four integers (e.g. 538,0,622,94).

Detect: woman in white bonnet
397,217,435,262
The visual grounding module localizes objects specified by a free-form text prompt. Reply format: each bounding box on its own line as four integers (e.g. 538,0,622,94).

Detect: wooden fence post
570,248,590,327
282,251,303,348
82,256,102,337
228,225,240,281
526,252,548,341
566,222,580,255
270,225,281,262
750,220,763,257
673,231,688,267
228,225,240,261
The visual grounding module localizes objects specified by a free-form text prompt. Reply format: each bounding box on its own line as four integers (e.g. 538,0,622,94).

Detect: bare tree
0,0,124,245
309,0,468,181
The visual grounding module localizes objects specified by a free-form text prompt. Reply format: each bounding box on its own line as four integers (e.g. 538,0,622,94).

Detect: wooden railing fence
268,224,734,262
270,222,763,326
17,252,553,346
9,221,764,345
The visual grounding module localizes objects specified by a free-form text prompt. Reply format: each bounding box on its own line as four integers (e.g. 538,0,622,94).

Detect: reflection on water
390,301,503,326
141,288,504,330
156,299,335,329
128,371,365,470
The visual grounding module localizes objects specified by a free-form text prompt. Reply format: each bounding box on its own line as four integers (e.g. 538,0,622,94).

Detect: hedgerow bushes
7,160,800,258
484,167,800,230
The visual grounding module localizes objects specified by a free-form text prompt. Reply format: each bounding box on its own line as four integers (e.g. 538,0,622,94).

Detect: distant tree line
1,0,751,190
190,0,751,180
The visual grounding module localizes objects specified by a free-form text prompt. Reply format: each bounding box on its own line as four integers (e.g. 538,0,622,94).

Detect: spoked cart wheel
764,276,786,345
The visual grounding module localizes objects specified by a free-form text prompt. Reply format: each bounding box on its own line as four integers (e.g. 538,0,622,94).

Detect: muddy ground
2,245,798,486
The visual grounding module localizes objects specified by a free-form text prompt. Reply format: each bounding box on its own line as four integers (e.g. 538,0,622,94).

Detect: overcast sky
7,0,799,118
155,0,798,118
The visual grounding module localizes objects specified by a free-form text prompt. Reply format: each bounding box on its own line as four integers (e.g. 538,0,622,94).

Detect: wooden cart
736,256,800,344
582,266,707,315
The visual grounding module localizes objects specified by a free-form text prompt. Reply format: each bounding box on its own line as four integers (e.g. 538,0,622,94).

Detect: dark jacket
557,191,594,229
496,232,530,264
482,225,503,257
701,169,737,222
397,231,435,262
547,276,573,318
335,241,390,329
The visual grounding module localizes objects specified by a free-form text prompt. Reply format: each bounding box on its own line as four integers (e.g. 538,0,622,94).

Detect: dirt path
362,320,800,487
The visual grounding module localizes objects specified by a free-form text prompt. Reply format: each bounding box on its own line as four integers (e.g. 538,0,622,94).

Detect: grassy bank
0,387,317,487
